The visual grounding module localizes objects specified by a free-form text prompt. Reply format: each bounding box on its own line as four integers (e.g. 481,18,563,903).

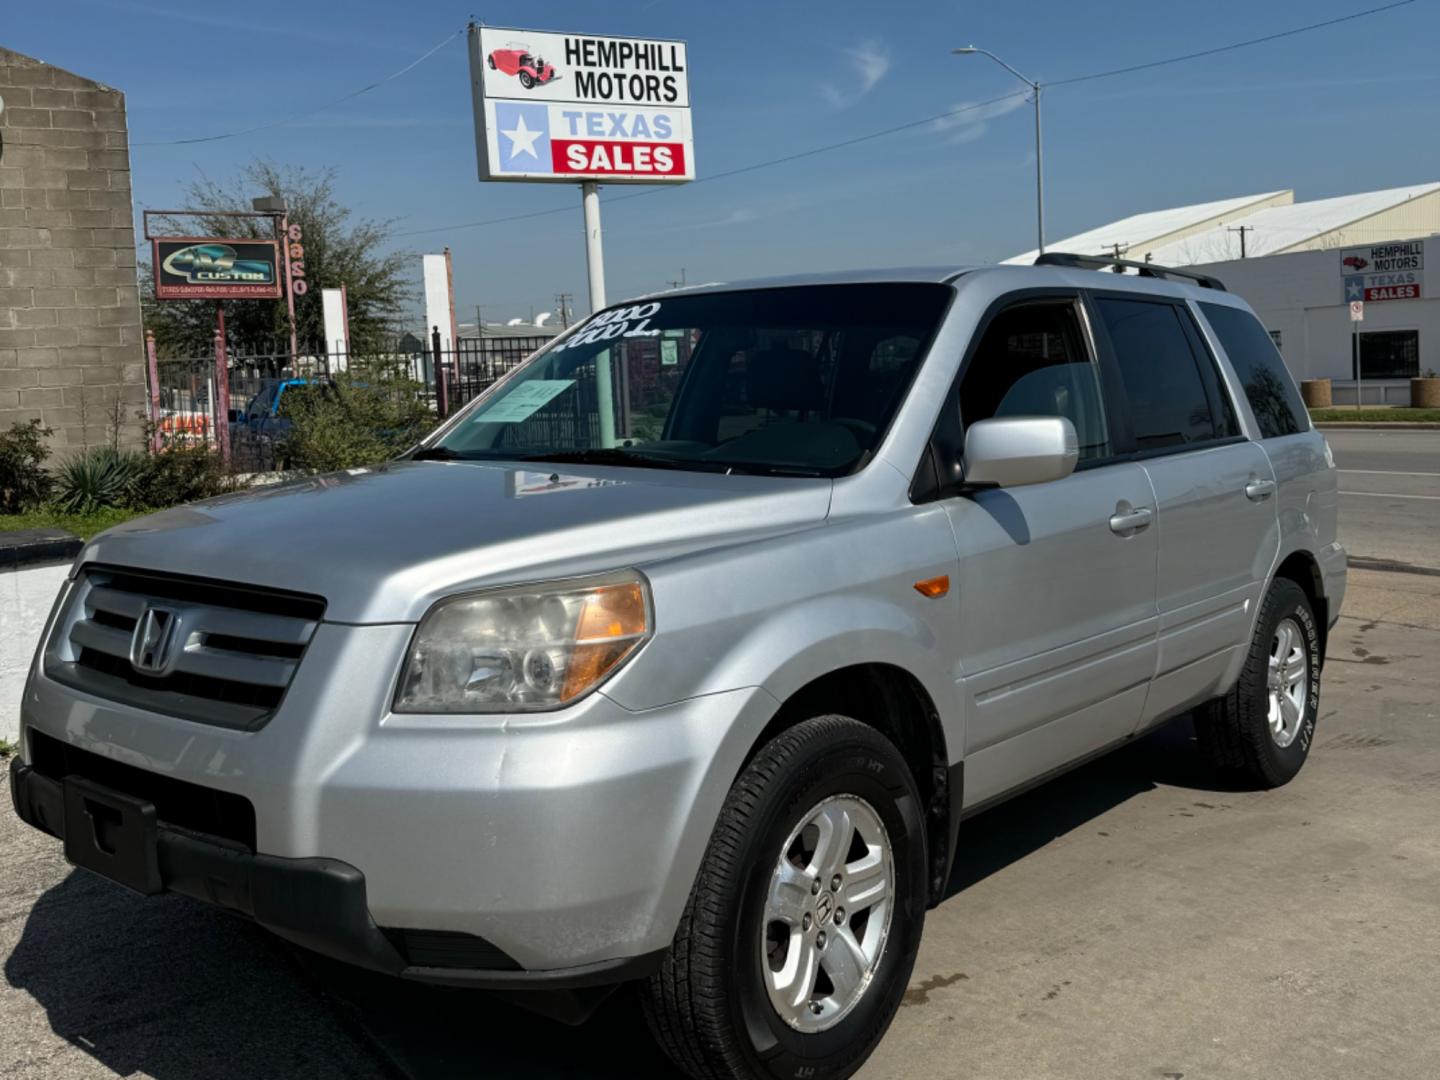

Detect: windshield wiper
518,447,718,472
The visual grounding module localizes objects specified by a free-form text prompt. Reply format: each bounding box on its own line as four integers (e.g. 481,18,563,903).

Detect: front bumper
18,621,778,973
9,754,662,992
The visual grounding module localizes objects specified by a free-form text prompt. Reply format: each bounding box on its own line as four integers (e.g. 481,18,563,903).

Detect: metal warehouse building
1009,183,1440,403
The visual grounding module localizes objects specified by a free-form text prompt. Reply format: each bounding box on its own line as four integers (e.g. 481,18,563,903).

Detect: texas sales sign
468,25,694,183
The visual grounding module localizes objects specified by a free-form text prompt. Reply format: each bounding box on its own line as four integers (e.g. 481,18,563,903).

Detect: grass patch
1309,408,1440,423
0,505,150,540
0,739,15,759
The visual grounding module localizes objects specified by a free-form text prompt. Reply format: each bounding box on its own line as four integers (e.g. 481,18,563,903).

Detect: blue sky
9,0,1440,324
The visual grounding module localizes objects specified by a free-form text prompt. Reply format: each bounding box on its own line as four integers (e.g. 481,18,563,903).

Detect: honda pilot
11,255,1345,1080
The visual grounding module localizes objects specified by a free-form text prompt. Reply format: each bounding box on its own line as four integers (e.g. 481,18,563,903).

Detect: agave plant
52,447,148,513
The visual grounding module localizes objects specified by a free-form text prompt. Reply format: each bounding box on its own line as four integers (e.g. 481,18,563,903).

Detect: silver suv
12,255,1345,1079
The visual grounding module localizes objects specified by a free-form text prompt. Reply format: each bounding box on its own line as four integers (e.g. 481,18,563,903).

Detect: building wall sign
152,238,284,300
469,26,694,184
1341,240,1424,304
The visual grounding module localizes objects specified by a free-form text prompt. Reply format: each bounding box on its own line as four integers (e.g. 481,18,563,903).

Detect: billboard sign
1341,240,1424,304
152,238,283,300
469,25,694,184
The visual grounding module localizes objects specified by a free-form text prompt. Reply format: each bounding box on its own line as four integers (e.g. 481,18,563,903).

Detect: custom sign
1341,240,1424,304
152,237,283,300
469,25,694,183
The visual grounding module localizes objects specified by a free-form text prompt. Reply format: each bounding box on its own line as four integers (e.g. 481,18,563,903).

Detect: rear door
1089,292,1280,729
936,292,1159,808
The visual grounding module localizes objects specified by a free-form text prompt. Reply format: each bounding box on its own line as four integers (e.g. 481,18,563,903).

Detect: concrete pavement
3,427,1438,1079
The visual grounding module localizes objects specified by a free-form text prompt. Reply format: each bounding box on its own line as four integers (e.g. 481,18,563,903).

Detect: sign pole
583,180,616,446
281,213,299,359
1350,299,1365,413
214,301,232,465
1354,317,1362,413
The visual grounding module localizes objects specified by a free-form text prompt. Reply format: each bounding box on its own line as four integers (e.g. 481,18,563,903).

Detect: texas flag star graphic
495,102,552,173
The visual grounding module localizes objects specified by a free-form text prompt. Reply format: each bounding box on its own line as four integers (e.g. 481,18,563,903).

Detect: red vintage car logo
488,47,559,90
1342,255,1369,271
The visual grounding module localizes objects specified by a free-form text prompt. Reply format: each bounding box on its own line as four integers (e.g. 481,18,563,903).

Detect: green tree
142,161,413,357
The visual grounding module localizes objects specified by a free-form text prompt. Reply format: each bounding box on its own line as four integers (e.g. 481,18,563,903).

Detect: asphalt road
1328,428,1440,571
3,434,1438,1080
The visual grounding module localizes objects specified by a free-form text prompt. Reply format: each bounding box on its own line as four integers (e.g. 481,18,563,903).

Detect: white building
1188,237,1435,403
1011,183,1440,402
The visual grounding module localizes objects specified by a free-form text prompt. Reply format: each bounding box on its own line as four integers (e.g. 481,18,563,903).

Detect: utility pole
554,293,573,328
1227,224,1253,258
954,48,1044,254
474,304,483,335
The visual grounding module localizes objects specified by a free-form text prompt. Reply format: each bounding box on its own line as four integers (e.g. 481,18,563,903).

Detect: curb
1313,421,1440,430
1348,556,1440,579
0,528,83,571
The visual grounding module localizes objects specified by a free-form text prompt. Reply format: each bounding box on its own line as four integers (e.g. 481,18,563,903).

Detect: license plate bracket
62,777,163,895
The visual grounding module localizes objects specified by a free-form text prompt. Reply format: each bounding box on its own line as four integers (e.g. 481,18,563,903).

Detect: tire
1194,577,1321,788
487,55,496,69
519,71,535,89
643,716,928,1080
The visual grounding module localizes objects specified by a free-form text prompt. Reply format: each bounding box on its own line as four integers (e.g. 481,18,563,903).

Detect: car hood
79,461,834,623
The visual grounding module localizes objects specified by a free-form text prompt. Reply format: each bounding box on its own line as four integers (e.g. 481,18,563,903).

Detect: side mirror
963,416,1078,488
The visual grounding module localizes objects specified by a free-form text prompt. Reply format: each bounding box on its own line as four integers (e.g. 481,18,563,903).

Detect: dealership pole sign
152,238,284,300
1341,240,1424,304
468,25,694,183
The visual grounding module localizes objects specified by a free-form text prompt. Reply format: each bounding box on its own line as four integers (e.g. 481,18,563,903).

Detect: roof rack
1033,251,1227,292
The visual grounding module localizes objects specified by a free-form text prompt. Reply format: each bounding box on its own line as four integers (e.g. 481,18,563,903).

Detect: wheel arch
1271,549,1329,660
741,662,959,908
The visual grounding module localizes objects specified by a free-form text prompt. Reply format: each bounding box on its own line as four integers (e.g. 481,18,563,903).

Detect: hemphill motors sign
468,25,694,183
1341,239,1424,304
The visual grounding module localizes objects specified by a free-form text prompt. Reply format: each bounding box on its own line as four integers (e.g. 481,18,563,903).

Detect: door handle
1244,478,1277,501
1108,506,1153,535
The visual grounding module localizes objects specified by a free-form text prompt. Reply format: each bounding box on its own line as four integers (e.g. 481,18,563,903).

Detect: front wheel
519,70,535,89
643,716,927,1080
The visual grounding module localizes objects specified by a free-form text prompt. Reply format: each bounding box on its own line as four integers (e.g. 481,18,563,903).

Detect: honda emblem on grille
129,605,181,675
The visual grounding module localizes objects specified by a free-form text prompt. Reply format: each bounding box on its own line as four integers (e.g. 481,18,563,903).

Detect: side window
1199,302,1308,438
959,300,1111,462
1095,297,1219,451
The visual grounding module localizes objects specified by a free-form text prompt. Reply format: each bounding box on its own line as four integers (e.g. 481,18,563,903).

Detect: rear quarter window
1199,303,1309,439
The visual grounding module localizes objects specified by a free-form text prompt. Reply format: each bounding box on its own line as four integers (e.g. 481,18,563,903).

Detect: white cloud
931,93,1029,144
820,39,892,108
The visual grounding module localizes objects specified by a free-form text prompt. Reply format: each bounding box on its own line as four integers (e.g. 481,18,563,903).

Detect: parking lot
3,428,1437,1080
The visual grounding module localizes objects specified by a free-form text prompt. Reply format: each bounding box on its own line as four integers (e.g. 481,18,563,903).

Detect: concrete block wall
0,46,146,452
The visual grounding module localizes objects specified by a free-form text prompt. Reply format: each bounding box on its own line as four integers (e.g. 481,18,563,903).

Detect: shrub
131,444,235,508
53,447,148,513
0,419,53,513
277,365,436,472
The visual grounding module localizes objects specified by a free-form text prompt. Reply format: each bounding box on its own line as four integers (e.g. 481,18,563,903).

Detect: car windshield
426,283,951,477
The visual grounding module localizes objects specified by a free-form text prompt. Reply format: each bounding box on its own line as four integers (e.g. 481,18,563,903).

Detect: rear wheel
1195,577,1321,788
487,55,496,69
643,715,927,1080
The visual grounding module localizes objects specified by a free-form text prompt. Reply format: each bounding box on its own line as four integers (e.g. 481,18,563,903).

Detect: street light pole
953,46,1044,255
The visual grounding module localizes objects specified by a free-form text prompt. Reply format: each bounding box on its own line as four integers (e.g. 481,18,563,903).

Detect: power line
391,0,1415,241
1045,0,1415,87
131,27,465,147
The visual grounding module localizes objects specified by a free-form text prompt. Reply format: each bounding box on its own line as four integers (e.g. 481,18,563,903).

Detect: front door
938,295,1159,809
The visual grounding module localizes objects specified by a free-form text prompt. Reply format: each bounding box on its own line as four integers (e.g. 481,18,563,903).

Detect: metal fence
147,332,553,471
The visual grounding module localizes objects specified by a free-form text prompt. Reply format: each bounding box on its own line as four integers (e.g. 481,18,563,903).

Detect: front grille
28,728,257,851
382,928,521,971
43,565,325,731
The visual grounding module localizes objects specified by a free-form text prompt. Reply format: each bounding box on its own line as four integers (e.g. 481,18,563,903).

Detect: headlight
394,570,652,713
